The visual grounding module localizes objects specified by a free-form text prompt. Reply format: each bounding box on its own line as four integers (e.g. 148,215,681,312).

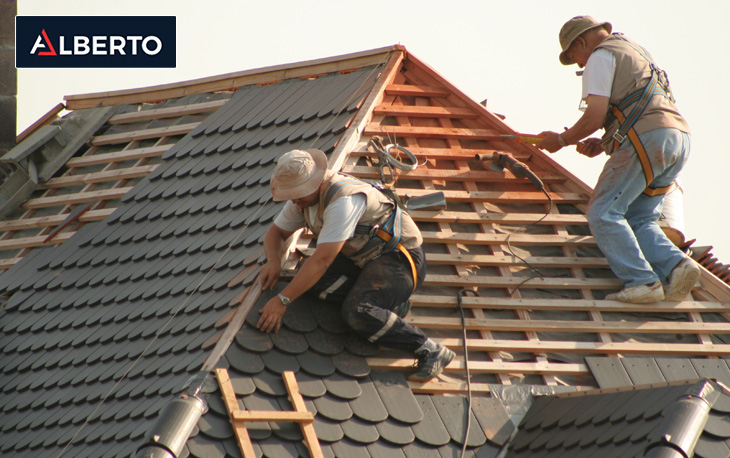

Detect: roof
1,45,729,458
508,376,730,458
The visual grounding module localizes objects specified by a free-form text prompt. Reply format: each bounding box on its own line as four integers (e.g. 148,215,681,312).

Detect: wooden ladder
215,368,323,458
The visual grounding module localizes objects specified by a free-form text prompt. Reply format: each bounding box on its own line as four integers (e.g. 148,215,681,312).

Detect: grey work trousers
306,245,428,352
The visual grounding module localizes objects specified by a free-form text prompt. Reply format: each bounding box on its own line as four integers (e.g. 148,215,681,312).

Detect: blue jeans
587,128,691,288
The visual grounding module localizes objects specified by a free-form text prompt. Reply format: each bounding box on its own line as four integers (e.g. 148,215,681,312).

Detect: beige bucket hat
270,149,328,201
559,15,612,65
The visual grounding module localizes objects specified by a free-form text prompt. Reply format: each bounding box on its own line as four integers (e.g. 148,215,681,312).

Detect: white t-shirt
580,48,616,109
273,193,367,244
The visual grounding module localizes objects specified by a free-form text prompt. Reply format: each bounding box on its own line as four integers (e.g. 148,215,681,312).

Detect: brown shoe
665,257,700,301
606,281,664,303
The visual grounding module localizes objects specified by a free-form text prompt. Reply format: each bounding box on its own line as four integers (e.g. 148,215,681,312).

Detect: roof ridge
63,45,406,110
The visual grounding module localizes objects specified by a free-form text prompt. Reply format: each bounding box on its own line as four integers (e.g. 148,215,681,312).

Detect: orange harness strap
374,229,418,293
610,105,674,197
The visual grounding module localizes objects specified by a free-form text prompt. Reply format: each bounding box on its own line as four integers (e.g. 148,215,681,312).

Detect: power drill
475,152,545,191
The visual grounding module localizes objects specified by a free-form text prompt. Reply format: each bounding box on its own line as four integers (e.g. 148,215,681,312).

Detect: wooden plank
215,368,257,458
410,294,730,313
395,188,588,204
421,231,596,247
426,253,609,268
282,371,323,458
364,125,515,140
343,165,565,184
368,357,588,375
202,281,264,371
407,316,730,334
385,84,450,98
0,208,113,231
0,231,74,250
16,103,65,143
233,411,314,422
66,144,173,167
23,187,133,209
39,165,158,188
350,147,531,162
108,99,228,124
408,210,589,225
329,51,404,173
434,338,730,357
408,380,493,394
402,52,595,197
0,258,22,270
89,122,198,146
373,104,478,119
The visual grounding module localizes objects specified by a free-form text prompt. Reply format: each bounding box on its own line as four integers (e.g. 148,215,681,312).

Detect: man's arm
259,223,296,291
257,239,345,333
537,95,610,153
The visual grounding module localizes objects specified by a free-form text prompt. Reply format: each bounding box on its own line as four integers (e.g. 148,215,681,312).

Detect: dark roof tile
295,371,327,398
322,371,362,400
305,328,346,356
367,440,409,457
341,416,380,444
313,415,344,443
411,395,451,447
313,393,353,422
655,357,701,381
370,370,423,425
297,351,336,378
252,368,288,397
332,350,371,378
432,395,487,447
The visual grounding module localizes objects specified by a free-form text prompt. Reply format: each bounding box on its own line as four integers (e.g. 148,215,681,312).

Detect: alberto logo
16,16,176,68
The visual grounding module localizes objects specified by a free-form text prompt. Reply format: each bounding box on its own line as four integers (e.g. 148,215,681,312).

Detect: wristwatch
557,133,568,147
277,293,291,306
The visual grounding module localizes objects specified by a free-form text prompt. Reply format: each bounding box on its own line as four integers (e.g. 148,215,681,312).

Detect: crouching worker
256,149,454,381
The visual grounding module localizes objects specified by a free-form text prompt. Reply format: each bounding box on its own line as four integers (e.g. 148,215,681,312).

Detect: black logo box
16,16,176,68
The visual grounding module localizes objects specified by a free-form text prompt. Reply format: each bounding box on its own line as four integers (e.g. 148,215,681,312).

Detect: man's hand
257,297,287,333
536,131,563,153
259,261,281,291
576,137,604,158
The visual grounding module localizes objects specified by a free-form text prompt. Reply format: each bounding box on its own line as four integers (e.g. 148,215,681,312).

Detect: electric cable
505,188,554,297
457,288,479,458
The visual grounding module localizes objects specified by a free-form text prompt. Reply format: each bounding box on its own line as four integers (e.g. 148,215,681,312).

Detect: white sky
16,0,730,262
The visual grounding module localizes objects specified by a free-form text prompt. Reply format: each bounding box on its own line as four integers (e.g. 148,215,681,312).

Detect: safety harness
607,36,676,197
323,178,418,292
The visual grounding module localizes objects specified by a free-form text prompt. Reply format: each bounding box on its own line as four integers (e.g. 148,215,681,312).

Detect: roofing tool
370,136,418,184
476,151,544,191
492,133,546,144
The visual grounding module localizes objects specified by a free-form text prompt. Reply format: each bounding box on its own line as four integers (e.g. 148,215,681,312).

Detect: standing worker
536,16,700,303
256,149,454,381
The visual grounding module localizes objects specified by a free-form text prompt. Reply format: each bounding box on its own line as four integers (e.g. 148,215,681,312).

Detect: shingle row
184,290,507,457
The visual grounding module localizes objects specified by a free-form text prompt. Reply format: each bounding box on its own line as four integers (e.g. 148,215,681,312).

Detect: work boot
408,338,455,382
665,257,701,301
393,299,412,318
606,281,664,304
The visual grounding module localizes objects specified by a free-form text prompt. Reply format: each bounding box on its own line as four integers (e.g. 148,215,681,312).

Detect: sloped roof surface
507,378,730,458
508,357,730,458
0,65,381,457
184,289,508,457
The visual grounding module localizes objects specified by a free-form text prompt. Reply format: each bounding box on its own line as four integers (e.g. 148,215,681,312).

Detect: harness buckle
368,225,380,238
612,132,625,144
